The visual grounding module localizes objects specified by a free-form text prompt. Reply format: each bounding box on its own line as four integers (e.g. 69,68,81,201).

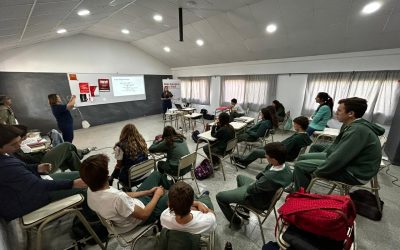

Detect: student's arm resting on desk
131,187,164,221
148,140,168,153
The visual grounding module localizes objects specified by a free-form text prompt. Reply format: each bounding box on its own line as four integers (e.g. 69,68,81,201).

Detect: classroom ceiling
1,0,400,67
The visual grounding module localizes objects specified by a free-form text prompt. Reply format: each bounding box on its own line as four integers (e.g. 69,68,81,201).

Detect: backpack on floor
194,159,213,180
277,189,356,241
191,130,200,143
349,189,384,221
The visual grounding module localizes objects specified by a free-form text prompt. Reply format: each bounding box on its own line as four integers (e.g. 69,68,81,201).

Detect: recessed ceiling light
266,24,277,33
153,14,163,22
56,28,67,34
196,39,204,46
362,2,382,14
121,29,130,34
77,9,90,16
163,46,171,52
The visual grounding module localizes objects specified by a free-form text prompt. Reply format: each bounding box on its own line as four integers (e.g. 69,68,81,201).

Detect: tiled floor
69,114,400,250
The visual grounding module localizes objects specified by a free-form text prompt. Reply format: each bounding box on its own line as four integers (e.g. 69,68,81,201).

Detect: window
221,75,277,111
302,71,400,125
179,77,210,105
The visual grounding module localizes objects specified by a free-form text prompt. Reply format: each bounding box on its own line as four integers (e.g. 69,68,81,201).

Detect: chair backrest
159,228,200,250
379,135,387,149
298,146,307,157
225,138,238,154
97,213,130,247
178,152,197,174
128,159,155,182
267,188,284,212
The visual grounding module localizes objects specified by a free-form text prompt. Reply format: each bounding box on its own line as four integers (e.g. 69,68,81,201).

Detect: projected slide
67,73,147,107
112,76,145,96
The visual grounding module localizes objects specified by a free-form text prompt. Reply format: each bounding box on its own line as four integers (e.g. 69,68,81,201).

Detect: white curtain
221,75,277,111
302,71,400,125
179,77,210,105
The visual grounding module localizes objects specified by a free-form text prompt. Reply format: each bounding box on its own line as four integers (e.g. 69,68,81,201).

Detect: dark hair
265,142,287,164
262,106,279,129
0,124,23,148
231,98,237,104
13,125,28,138
80,154,109,191
218,112,230,126
293,116,309,131
168,182,194,216
48,94,58,105
272,100,284,110
0,95,10,105
162,126,186,148
338,97,368,118
316,92,333,117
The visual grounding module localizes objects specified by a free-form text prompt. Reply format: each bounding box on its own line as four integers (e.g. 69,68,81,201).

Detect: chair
240,128,273,157
20,194,105,250
278,111,291,133
211,138,239,181
166,151,200,193
97,214,158,250
229,188,284,245
117,159,156,191
159,228,215,250
306,174,382,213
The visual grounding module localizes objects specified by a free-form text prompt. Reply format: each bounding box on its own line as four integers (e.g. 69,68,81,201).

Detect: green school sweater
246,119,272,140
149,138,190,167
282,132,312,161
314,119,384,182
246,164,292,209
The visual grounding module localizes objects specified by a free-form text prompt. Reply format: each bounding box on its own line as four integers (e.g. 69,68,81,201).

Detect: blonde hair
118,124,148,157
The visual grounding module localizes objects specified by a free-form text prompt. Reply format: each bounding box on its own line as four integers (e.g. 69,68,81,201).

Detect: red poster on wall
98,79,110,92
79,82,90,94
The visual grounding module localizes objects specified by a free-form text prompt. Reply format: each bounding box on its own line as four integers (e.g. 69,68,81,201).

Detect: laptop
175,103,183,110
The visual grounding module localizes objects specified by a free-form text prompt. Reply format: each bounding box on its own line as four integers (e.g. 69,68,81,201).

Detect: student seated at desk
293,97,385,191
237,106,278,143
12,125,93,173
234,116,312,168
203,112,235,167
81,154,169,234
149,126,190,177
0,124,95,222
229,98,245,122
216,142,292,226
109,124,149,187
161,182,216,234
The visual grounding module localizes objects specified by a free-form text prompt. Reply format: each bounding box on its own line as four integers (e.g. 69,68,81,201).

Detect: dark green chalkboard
0,72,170,132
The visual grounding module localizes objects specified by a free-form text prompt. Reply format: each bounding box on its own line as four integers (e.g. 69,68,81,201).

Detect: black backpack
191,130,200,143
349,189,384,221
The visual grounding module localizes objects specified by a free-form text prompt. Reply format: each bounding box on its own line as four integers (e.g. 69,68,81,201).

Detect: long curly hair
262,105,279,129
118,124,148,157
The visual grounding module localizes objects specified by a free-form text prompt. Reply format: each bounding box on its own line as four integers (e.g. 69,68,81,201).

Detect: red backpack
277,189,356,241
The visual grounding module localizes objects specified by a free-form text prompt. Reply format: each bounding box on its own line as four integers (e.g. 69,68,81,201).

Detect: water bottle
224,241,233,250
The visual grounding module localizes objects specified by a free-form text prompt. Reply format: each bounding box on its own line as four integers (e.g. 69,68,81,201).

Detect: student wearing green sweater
237,106,278,142
216,142,292,225
149,126,190,176
307,92,334,136
293,97,385,191
235,116,312,168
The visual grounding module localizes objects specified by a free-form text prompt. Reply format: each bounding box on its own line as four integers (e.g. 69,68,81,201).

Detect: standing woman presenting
307,92,333,136
48,94,76,143
161,86,173,119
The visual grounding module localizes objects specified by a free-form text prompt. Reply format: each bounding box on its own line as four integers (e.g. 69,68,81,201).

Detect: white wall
276,74,308,118
0,34,171,74
172,48,400,116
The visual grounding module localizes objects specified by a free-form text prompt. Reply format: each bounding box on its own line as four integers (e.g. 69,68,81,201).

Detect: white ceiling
1,0,400,67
